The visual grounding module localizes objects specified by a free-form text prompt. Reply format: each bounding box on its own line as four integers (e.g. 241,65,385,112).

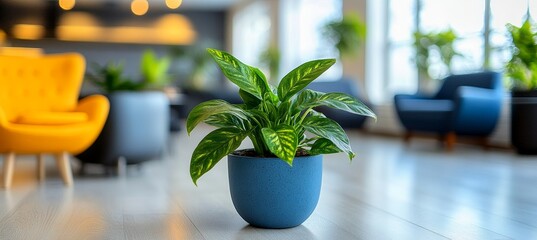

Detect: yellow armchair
0,53,109,188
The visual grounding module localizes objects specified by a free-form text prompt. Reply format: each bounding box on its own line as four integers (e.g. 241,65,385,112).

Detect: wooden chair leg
403,131,413,143
37,154,46,181
480,137,489,150
55,152,73,187
3,152,15,189
445,132,457,151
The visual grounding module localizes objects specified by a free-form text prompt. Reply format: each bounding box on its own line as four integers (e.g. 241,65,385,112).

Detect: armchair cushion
16,112,88,125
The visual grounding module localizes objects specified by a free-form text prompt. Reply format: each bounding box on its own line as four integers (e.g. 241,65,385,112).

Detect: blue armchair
394,71,503,149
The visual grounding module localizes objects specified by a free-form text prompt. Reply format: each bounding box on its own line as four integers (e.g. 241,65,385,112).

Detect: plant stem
298,108,313,126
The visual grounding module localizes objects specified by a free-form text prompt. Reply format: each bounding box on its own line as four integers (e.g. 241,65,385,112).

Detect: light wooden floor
1,126,537,240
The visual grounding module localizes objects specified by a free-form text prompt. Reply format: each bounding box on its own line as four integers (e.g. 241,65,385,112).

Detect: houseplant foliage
87,49,173,92
140,49,172,89
187,48,376,184
506,19,537,90
413,29,460,80
86,62,145,92
323,13,366,57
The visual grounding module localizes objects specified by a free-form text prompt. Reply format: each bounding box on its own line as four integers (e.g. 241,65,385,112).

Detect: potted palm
506,19,537,154
187,48,376,228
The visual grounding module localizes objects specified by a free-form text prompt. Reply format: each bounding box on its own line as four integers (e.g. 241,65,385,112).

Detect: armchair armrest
452,86,502,134
394,93,433,102
75,95,110,122
394,93,436,111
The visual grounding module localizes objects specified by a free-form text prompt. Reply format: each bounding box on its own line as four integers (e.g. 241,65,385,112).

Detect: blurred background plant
323,13,366,59
86,61,145,93
505,19,537,91
168,42,217,91
258,44,280,85
140,49,172,90
413,29,460,81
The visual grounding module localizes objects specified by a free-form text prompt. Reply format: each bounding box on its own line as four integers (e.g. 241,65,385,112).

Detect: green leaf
261,125,298,165
141,49,171,86
204,113,247,130
309,138,342,155
319,93,375,118
239,89,260,108
207,48,268,99
186,100,249,134
296,89,324,110
297,90,376,119
318,93,376,119
302,116,355,159
277,59,336,101
191,127,247,185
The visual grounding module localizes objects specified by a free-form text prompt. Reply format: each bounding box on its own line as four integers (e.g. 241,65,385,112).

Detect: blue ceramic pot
227,153,323,229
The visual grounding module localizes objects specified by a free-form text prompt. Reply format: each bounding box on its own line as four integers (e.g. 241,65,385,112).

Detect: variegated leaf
302,116,355,160
239,89,260,108
207,48,268,99
261,125,298,165
319,93,376,119
309,138,342,155
277,59,336,101
191,127,247,185
186,100,248,134
296,89,324,110
204,113,247,130
297,90,376,119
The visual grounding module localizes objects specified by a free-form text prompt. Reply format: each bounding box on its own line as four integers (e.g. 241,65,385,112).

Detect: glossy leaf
309,138,342,155
205,113,247,130
319,93,376,118
261,125,298,165
239,89,261,108
250,66,273,98
302,116,355,159
277,59,336,101
207,48,268,99
296,89,324,110
186,100,249,134
190,127,247,185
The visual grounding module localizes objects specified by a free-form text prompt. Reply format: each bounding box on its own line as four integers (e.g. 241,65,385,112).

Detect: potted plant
187,48,376,228
77,50,170,173
413,29,460,92
323,13,366,59
506,19,537,154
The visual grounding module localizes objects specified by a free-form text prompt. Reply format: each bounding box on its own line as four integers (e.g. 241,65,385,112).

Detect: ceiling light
166,0,182,9
131,0,149,16
59,0,76,11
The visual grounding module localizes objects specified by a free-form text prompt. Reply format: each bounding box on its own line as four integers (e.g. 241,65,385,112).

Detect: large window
280,0,342,80
232,1,271,68
370,0,528,103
